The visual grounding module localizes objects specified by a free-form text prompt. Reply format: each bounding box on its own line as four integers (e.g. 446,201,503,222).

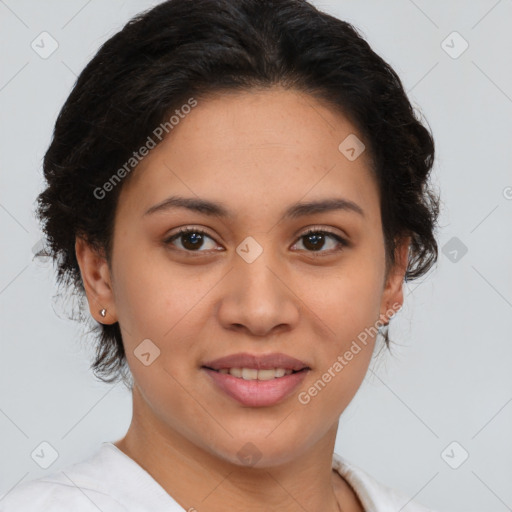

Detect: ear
379,235,410,325
75,236,117,325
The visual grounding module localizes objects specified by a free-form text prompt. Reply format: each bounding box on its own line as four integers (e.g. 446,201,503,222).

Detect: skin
75,87,409,512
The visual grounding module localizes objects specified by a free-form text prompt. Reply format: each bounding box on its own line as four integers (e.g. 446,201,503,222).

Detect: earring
100,308,107,317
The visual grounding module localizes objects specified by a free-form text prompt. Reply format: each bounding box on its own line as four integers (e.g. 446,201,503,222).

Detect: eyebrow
143,195,365,220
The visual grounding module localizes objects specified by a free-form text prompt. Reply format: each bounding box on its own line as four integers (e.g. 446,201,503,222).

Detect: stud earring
100,308,107,317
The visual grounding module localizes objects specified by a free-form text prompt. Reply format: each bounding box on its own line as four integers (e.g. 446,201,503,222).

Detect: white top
0,442,437,511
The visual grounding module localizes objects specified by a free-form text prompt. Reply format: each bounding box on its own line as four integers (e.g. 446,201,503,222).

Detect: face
76,87,408,468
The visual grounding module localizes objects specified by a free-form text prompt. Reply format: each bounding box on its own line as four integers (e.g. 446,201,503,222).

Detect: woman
0,0,442,510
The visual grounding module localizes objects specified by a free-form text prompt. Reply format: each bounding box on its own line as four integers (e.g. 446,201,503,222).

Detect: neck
114,386,349,512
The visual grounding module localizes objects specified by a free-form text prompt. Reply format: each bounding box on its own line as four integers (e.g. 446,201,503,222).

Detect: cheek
112,250,219,399
111,242,193,338
293,252,383,409
300,260,384,345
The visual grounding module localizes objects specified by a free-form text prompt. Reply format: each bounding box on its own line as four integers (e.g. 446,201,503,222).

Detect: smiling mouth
202,367,308,381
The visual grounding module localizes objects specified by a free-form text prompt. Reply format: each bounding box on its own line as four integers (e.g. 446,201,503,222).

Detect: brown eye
294,229,348,254
164,228,218,252
163,226,348,256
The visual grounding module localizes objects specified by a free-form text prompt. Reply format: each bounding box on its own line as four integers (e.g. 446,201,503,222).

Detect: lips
202,352,310,372
201,352,311,407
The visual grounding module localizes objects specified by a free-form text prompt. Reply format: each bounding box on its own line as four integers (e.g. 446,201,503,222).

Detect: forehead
118,87,379,224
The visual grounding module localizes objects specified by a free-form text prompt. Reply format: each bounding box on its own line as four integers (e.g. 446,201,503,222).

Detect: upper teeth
218,368,294,380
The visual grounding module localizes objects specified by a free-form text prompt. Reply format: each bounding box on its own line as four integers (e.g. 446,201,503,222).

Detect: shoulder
0,442,182,512
332,452,441,512
0,446,128,512
0,478,127,512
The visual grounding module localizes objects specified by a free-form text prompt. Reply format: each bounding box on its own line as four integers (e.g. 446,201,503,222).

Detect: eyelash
163,226,348,256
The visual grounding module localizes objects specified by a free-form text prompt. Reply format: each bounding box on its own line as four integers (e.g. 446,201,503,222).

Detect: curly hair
34,0,441,387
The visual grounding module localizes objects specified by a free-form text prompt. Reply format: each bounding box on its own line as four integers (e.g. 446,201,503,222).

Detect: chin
198,427,318,470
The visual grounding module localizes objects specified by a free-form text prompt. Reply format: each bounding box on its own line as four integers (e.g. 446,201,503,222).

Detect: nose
216,246,301,338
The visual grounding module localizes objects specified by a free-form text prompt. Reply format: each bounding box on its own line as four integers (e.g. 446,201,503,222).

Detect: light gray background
1,1,511,511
